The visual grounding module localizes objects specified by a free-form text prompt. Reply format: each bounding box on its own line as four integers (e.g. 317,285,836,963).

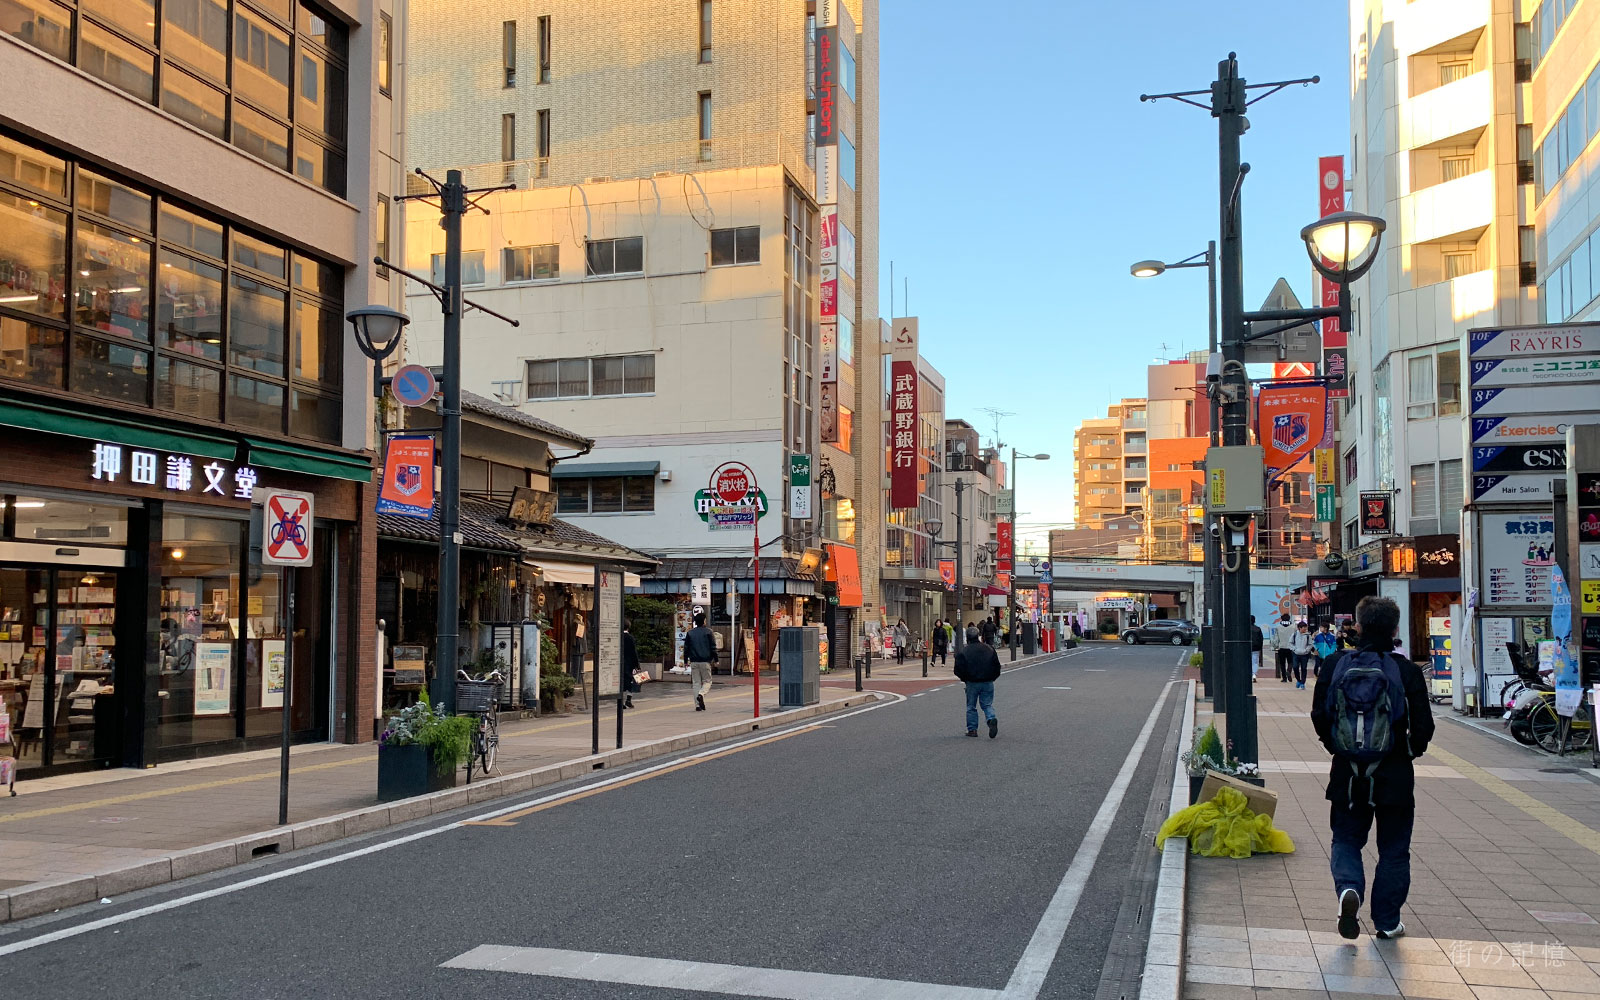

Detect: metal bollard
865,655,871,680
854,655,864,692
921,649,928,678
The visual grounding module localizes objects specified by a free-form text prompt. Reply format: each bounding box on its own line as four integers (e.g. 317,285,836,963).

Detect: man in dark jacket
979,617,997,646
1310,596,1434,941
954,626,1002,738
682,612,718,712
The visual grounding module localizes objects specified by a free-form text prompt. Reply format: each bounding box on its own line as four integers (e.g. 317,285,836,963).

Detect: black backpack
1324,650,1408,764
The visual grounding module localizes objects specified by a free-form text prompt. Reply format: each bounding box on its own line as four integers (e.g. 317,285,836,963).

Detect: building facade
1,0,404,775
403,0,881,668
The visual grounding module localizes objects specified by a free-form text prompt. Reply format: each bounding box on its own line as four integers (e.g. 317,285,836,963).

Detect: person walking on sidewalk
1290,620,1315,688
1311,595,1434,942
979,616,998,647
1250,616,1265,681
682,612,718,712
893,619,909,664
1272,613,1296,682
954,626,1002,738
621,620,641,709
931,619,950,665
1312,620,1338,677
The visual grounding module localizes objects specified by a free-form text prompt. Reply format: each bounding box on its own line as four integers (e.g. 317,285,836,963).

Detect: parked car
1121,619,1201,646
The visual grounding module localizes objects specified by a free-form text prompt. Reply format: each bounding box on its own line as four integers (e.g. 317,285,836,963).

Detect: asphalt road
0,642,1189,999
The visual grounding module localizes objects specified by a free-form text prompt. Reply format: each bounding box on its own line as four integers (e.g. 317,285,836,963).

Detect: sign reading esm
262,490,315,566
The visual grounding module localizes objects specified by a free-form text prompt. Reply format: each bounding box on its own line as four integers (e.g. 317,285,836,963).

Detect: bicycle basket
455,679,501,714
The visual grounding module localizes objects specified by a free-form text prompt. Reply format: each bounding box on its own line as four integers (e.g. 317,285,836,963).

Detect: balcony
1396,0,1488,61
1122,492,1146,506
1398,169,1492,246
1081,444,1121,460
1401,72,1490,151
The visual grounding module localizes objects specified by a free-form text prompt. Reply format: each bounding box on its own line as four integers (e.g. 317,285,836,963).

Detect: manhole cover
1540,768,1580,774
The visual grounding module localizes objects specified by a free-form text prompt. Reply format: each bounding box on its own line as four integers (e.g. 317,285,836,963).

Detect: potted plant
377,693,475,802
539,669,575,713
1179,722,1226,803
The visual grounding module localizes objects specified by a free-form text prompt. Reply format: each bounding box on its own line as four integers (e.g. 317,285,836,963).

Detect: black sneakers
965,730,978,737
988,718,999,739
695,694,705,711
1337,888,1361,940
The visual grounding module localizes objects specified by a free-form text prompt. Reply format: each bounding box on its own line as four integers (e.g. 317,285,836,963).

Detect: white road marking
1000,681,1177,999
0,695,907,958
442,944,1002,1000
1083,669,1107,672
1041,686,1072,690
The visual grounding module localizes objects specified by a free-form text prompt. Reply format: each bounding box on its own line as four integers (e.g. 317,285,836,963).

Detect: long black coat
621,631,642,694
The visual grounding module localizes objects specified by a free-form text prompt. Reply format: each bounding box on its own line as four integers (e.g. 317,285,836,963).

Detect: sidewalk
0,678,871,920
1182,672,1600,999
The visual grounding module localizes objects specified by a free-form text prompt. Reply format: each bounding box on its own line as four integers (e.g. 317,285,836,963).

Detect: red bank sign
889,319,920,510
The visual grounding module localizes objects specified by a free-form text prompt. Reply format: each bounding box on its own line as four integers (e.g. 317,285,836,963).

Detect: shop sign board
789,453,812,520
690,578,712,606
1471,415,1584,445
996,521,1014,574
819,207,838,264
90,441,257,500
1467,385,1600,417
1415,534,1461,579
995,489,1014,516
819,381,839,444
1315,483,1337,522
1314,448,1335,486
1468,324,1599,358
1360,491,1393,535
261,490,315,566
1472,473,1559,502
261,639,286,708
1428,616,1453,698
1470,355,1600,387
696,462,766,530
1583,544,1600,578
1347,539,1384,577
1318,156,1348,398
1472,444,1567,474
1480,512,1556,607
1583,581,1600,615
391,645,426,690
819,321,838,382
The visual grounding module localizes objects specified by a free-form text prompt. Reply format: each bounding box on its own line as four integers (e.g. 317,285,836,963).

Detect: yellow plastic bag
1155,785,1295,858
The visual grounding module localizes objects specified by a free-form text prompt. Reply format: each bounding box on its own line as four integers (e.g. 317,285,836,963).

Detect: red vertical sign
1318,155,1349,399
889,359,919,509
996,521,1013,574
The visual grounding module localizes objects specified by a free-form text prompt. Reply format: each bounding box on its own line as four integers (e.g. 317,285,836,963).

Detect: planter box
377,743,457,802
1189,774,1206,804
1198,771,1276,820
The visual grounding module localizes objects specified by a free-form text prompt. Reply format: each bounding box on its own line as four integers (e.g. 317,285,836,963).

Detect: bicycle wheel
1528,700,1566,754
1568,704,1594,751
1500,678,1526,713
479,714,498,774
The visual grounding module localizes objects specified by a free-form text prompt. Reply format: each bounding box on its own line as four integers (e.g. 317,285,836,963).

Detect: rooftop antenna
979,407,1015,451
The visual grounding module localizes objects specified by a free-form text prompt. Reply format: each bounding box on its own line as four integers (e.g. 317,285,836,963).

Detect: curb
1140,678,1195,1000
0,692,889,924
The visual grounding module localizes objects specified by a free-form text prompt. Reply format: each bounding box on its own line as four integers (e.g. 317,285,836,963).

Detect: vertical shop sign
996,521,1014,574
820,321,838,382
1318,155,1348,397
889,318,919,509
1314,447,1335,486
789,453,813,519
819,207,838,265
1360,491,1393,535
819,381,839,444
1315,484,1337,522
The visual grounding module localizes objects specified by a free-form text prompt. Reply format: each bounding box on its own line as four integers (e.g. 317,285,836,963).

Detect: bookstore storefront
0,418,369,778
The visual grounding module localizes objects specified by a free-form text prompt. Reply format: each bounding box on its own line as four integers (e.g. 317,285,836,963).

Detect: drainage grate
1540,767,1580,774
250,843,280,857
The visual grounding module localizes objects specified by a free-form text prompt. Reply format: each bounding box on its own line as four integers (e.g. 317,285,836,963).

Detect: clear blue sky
879,0,1351,549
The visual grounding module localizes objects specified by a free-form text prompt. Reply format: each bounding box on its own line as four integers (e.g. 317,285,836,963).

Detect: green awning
550,461,660,479
0,398,237,459
246,438,373,483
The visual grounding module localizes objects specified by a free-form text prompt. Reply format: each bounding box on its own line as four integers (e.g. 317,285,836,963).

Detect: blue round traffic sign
391,364,437,407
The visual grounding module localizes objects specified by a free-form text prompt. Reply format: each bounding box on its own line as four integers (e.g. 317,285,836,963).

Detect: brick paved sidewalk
1182,672,1600,999
0,677,833,895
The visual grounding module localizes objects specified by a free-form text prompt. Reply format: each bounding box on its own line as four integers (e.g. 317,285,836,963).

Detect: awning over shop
825,544,863,608
550,461,661,479
246,437,373,483
525,559,641,588
0,397,236,459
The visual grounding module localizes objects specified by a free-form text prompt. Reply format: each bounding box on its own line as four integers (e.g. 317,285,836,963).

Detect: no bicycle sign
262,490,315,566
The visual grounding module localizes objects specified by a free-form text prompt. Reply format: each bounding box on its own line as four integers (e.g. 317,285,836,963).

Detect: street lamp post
1007,449,1050,661
1141,55,1384,768
350,168,521,710
927,477,969,651
1132,244,1220,703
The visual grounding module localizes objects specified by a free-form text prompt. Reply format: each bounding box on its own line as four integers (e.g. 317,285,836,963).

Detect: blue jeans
965,681,995,732
1329,799,1414,931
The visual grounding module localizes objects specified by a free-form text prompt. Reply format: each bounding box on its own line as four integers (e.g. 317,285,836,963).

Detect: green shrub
1189,651,1203,667
540,670,575,698
624,595,675,661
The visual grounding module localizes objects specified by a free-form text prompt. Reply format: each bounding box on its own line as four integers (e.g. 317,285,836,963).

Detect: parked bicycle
1501,643,1595,754
456,669,503,780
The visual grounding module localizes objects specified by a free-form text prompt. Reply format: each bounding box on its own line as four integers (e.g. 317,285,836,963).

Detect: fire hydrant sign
262,490,315,566
695,461,765,530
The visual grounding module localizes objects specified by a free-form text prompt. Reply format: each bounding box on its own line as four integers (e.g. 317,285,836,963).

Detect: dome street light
1301,210,1385,282
345,306,410,397
1130,260,1167,278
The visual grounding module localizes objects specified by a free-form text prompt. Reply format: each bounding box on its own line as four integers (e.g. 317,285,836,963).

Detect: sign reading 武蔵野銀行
91,442,257,500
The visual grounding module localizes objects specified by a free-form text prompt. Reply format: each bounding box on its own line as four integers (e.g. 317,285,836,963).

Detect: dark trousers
896,644,906,663
1293,654,1310,685
1329,798,1414,932
1276,648,1292,681
933,647,947,664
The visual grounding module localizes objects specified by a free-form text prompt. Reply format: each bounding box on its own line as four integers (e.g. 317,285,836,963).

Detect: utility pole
954,477,966,651
1009,447,1019,661
1213,54,1258,766
1202,240,1224,710
435,170,465,712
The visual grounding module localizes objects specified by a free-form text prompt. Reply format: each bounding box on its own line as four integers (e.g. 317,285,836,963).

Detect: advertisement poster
596,570,622,697
1479,512,1556,606
260,639,286,708
376,435,436,519
195,642,233,715
1427,616,1452,698
1480,617,1516,699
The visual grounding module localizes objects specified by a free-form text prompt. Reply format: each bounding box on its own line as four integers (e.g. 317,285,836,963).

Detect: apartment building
0,0,404,775
1073,416,1123,526
1343,0,1537,666
402,0,882,665
1532,0,1600,325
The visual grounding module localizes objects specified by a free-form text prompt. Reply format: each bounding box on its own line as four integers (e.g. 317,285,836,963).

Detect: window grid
555,476,654,514
502,19,516,87
698,0,711,62
0,128,343,440
710,226,759,266
584,237,643,277
525,354,655,400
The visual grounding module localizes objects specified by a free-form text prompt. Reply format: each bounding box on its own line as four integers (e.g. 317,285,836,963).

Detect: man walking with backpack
954,625,1002,738
1311,596,1434,941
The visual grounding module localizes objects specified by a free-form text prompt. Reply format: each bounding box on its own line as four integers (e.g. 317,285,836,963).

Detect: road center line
1000,681,1176,1000
0,694,906,958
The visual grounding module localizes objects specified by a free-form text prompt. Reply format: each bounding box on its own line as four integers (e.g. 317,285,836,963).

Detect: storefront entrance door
1,561,124,774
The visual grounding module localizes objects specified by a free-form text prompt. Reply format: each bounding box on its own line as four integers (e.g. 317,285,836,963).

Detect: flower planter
377,743,457,802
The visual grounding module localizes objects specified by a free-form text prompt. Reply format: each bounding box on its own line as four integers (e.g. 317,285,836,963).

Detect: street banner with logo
938,560,956,591
377,435,435,518
1256,384,1328,480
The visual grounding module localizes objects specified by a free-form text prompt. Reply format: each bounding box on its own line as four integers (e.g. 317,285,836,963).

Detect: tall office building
402,1,882,665
1071,399,1146,528
0,0,404,773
